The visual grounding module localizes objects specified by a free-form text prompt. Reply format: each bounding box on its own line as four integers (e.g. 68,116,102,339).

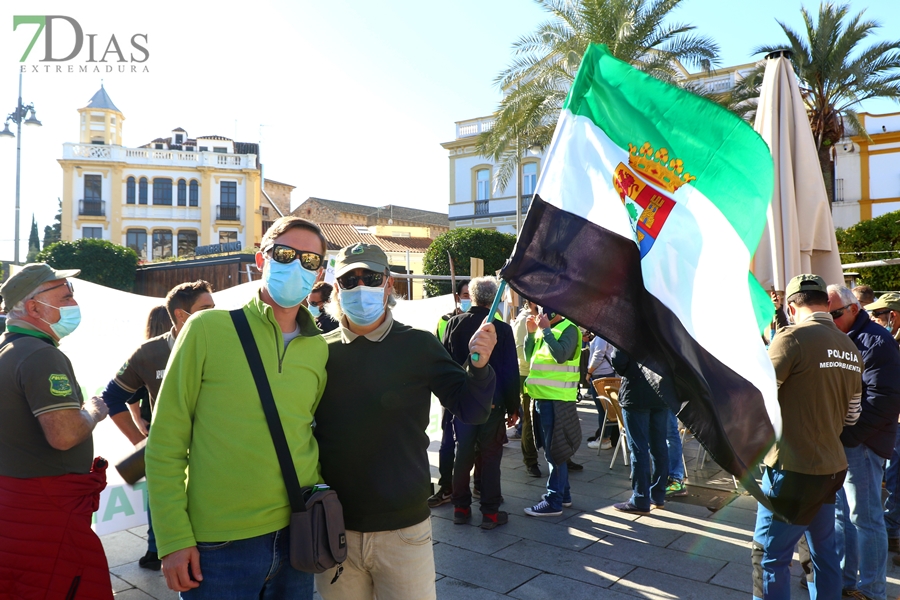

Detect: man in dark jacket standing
610,347,670,515
443,277,519,529
829,285,900,600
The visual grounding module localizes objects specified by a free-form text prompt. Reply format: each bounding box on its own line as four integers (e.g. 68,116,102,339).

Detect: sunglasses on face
337,271,386,290
873,309,892,319
829,304,851,320
34,280,74,297
265,244,323,271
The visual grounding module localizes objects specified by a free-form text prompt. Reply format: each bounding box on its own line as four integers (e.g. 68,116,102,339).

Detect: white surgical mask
340,285,387,326
36,301,82,339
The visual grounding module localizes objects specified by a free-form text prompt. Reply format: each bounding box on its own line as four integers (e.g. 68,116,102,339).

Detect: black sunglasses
337,271,386,290
829,304,851,320
265,244,323,271
873,309,892,319
34,280,75,296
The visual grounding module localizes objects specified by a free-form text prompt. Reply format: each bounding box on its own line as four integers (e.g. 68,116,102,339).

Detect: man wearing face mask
867,292,900,343
307,281,339,333
147,217,328,599
0,263,112,599
314,243,497,600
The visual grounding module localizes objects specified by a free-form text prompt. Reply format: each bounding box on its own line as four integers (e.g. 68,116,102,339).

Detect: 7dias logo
13,16,150,73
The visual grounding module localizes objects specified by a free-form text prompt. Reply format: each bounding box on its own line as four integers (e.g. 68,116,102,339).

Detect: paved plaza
102,400,900,599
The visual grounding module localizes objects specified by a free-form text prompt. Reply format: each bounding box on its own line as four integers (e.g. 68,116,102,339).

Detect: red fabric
0,457,113,600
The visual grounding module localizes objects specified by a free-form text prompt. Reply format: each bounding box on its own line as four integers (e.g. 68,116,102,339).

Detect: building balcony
79,199,106,217
217,204,240,221
455,116,495,139
450,196,532,220
62,143,255,170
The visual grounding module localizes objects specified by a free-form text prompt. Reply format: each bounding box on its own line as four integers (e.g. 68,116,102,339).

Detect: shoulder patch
117,361,129,377
49,374,73,397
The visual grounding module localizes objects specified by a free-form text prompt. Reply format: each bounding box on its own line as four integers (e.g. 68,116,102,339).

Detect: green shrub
836,210,900,291
422,228,516,297
37,239,139,292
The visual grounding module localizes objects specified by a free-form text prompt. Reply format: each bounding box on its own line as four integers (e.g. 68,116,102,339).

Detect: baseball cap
865,292,900,313
784,274,827,301
334,243,390,278
0,263,80,311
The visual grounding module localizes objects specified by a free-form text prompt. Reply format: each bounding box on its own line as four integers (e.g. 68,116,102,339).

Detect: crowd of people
1,215,900,599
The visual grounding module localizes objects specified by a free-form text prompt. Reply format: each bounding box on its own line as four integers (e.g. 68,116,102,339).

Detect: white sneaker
600,439,613,450
587,439,601,449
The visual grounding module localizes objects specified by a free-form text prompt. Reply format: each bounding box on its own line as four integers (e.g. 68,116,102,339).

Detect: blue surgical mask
340,285,387,326
264,258,318,308
36,301,82,339
307,304,321,318
460,299,472,312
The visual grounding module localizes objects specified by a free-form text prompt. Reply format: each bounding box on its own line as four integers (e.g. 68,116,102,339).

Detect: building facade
292,197,449,237
58,86,268,260
833,111,900,229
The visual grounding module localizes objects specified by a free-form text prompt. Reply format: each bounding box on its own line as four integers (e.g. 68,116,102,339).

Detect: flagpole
471,279,507,362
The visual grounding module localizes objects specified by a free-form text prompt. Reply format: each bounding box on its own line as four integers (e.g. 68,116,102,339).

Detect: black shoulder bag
229,309,347,579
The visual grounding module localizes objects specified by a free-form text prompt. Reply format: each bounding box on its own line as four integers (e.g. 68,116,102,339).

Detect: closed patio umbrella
751,51,844,294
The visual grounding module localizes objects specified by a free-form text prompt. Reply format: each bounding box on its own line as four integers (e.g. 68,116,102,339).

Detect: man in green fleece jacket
146,216,329,599
314,243,497,600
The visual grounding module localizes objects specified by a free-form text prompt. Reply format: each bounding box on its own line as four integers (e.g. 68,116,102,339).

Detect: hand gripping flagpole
471,279,507,363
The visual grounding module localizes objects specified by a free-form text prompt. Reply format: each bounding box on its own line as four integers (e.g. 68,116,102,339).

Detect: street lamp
2,73,43,265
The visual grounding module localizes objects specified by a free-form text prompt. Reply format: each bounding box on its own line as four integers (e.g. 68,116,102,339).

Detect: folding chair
591,377,619,457
591,378,628,469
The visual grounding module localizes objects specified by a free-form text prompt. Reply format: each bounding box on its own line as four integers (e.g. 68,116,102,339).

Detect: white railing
63,143,254,169
455,117,495,139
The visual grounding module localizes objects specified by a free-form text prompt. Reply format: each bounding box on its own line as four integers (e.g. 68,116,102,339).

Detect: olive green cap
785,274,827,301
865,292,900,313
1,263,80,311
334,243,389,278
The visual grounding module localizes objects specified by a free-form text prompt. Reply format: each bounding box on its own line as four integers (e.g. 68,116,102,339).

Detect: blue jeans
436,408,455,491
535,400,570,509
753,468,841,600
621,407,668,510
883,427,900,539
181,527,313,600
666,410,684,482
837,444,888,600
147,504,157,553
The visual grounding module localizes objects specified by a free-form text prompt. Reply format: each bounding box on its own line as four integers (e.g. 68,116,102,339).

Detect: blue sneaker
524,500,563,517
542,493,572,508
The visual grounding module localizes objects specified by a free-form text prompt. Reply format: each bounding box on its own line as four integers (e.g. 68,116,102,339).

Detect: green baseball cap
784,274,827,301
1,263,80,311
334,243,390,278
865,292,900,313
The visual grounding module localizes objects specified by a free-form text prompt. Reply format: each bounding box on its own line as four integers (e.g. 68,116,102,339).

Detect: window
523,162,538,196
126,176,135,204
261,207,270,218
213,147,227,153
220,181,237,205
177,231,198,256
175,134,183,144
139,178,148,205
189,180,199,207
153,178,173,205
152,229,173,259
476,169,490,201
198,146,208,152
177,179,187,206
219,231,238,244
84,174,102,201
126,229,147,259
82,227,102,239
155,144,164,150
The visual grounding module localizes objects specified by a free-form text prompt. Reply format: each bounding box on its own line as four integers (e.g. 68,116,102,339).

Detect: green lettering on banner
132,480,149,511
102,486,135,521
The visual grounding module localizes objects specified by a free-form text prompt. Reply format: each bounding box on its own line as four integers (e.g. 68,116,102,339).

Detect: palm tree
477,0,719,191
734,2,900,205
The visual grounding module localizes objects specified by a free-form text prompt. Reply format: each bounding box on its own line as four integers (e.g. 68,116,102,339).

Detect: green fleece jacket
146,294,327,557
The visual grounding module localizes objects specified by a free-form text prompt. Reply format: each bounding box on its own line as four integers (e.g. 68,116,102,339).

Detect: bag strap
229,309,306,513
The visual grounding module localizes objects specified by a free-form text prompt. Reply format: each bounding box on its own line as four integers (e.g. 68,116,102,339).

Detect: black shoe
480,511,509,530
453,507,471,524
427,488,452,508
139,550,161,571
526,464,542,478
567,460,584,471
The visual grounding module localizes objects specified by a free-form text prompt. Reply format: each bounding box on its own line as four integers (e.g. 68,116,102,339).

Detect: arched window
153,178,173,205
138,178,148,205
177,179,187,206
476,169,490,201
126,177,136,204
523,162,538,196
189,180,199,207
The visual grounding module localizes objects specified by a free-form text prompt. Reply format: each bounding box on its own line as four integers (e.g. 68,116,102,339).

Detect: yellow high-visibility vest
525,318,581,401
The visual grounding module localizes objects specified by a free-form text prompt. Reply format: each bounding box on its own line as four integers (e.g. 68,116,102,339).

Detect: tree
835,210,900,291
37,239,139,292
422,228,516,297
26,216,41,263
42,198,62,249
477,0,719,190
734,3,900,206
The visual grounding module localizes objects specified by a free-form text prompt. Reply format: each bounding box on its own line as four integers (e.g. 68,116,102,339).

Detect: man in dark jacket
443,277,519,529
610,347,670,515
830,285,900,600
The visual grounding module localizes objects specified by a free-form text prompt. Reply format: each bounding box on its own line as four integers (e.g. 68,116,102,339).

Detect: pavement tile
435,576,517,599
110,561,177,600
499,514,601,551
582,535,727,582
610,566,748,600
111,590,158,600
566,511,685,548
491,539,634,588
708,505,759,528
110,574,134,593
102,531,149,568
431,514,521,555
433,542,540,594
709,561,752,592
508,573,637,600
127,525,150,540
666,530,753,564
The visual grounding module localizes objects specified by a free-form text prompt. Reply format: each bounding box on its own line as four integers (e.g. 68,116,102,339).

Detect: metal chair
592,378,628,469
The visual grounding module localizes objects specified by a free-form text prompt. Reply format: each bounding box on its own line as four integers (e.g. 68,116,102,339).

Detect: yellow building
58,85,265,259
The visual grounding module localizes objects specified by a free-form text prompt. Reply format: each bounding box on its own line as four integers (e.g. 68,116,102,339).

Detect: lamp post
1,73,43,265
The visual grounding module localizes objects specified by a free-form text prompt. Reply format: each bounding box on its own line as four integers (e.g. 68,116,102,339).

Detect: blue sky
0,0,897,260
